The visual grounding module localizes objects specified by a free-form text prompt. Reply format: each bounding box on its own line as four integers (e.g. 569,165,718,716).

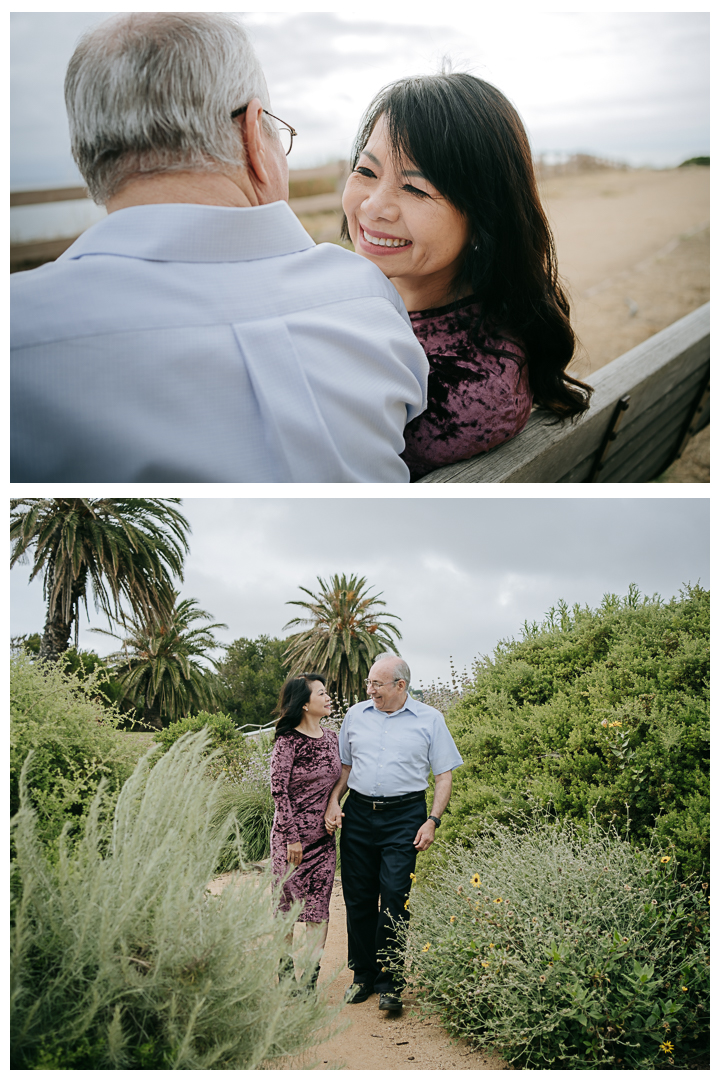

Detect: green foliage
443,586,709,878
401,816,709,1070
678,157,709,167
218,635,290,729
11,732,339,1069
10,652,137,852
213,779,275,868
98,593,227,728
284,572,401,703
10,497,189,661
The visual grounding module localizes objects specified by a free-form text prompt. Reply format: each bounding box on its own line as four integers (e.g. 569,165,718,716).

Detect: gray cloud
11,499,709,690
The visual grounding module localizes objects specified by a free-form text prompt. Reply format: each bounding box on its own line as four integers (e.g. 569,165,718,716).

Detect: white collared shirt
339,695,464,797
11,200,428,482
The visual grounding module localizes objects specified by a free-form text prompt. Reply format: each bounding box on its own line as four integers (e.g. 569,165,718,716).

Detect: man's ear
237,97,271,185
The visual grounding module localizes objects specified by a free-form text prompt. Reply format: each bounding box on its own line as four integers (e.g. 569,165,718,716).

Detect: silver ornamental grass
11,731,339,1069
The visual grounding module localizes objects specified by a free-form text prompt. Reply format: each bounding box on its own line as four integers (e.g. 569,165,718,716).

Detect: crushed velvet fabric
270,728,342,922
401,295,533,480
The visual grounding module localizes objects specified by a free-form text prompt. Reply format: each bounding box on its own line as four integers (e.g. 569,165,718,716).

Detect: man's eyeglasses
230,104,297,156
366,679,399,690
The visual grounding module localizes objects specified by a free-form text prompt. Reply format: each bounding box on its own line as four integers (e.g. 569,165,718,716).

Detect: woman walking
270,673,341,989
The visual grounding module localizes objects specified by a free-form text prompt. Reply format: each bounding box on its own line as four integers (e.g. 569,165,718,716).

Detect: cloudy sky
10,498,709,690
11,9,709,188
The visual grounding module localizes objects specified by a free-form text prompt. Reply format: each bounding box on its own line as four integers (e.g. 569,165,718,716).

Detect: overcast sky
11,9,709,188
10,498,709,690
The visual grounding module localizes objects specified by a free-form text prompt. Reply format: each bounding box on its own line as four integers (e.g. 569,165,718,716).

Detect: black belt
350,789,426,811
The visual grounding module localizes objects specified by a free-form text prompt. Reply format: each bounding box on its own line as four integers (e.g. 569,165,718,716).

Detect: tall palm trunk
39,565,87,662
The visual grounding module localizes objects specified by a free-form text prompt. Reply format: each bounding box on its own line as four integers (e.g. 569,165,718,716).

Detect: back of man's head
65,12,273,204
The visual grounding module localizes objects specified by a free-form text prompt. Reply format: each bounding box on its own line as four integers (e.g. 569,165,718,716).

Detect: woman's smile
359,225,412,253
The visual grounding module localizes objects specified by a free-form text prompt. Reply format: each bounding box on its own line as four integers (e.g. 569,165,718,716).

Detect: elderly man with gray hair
11,12,428,482
324,652,463,1012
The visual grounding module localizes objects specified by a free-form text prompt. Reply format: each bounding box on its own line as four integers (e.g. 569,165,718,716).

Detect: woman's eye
403,184,430,198
354,166,376,178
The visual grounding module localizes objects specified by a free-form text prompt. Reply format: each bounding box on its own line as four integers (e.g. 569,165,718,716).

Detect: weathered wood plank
10,186,89,206
416,303,710,483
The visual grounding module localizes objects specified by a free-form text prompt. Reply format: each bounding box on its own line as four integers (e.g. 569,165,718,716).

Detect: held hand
413,820,436,852
287,841,303,866
324,802,344,835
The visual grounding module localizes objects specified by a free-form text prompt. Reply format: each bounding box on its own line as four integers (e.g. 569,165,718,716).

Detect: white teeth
363,229,409,248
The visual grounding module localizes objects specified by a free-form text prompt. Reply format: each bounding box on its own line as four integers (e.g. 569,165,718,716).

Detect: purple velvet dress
270,729,342,922
401,296,533,480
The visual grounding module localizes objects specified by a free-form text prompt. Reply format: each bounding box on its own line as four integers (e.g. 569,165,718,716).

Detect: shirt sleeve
428,713,464,775
338,713,352,767
270,735,301,844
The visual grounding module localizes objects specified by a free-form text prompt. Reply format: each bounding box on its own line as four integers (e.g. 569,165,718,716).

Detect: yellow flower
471,874,481,887
660,855,671,864
681,986,688,992
489,943,495,948
409,873,416,880
404,899,410,910
421,942,431,952
659,1041,674,1054
450,916,456,923
494,898,503,904
481,961,490,967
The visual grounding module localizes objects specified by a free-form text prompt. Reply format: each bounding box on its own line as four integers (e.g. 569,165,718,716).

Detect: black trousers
340,791,427,993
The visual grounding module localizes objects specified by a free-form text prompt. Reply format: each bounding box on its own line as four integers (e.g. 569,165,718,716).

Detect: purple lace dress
401,296,533,480
270,729,342,922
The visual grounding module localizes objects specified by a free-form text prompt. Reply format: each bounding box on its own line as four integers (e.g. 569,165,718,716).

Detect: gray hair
65,12,275,204
373,652,411,686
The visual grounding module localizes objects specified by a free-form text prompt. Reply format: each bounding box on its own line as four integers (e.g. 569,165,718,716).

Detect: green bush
443,586,709,878
10,652,137,852
11,732,338,1069
401,816,709,1070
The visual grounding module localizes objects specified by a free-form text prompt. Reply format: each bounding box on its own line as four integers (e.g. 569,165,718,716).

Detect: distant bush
10,652,137,852
401,816,709,1070
679,157,709,167
154,710,246,755
442,586,709,878
11,732,338,1069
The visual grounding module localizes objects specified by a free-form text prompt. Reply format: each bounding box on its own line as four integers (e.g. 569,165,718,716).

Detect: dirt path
210,872,508,1071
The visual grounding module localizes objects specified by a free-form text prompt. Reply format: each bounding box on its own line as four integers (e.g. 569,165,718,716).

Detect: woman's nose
362,183,399,221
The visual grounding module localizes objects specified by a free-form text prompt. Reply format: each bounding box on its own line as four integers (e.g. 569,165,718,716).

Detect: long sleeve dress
400,296,533,481
270,728,342,922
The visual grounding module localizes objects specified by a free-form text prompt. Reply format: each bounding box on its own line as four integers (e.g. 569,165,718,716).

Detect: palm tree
10,498,189,662
283,573,402,704
97,594,228,729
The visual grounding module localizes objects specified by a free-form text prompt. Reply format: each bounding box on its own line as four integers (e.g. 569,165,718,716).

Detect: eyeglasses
230,104,297,156
365,679,399,690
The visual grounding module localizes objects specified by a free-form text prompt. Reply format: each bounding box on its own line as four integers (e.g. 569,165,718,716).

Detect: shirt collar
363,694,419,718
60,200,315,264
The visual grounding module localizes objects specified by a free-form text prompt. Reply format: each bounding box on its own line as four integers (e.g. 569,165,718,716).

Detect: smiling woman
342,73,593,480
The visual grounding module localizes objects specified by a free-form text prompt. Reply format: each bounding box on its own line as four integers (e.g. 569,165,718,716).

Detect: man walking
324,653,463,1011
11,13,428,482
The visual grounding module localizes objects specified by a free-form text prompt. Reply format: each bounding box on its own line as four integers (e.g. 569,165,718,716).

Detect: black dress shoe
378,992,402,1011
344,982,373,1004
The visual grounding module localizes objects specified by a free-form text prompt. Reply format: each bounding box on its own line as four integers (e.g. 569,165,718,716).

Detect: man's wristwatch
428,815,442,828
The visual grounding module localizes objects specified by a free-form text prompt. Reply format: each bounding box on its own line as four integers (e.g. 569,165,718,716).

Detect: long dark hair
342,73,591,419
274,673,326,740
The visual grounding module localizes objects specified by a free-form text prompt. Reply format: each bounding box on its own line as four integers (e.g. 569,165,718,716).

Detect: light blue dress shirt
338,695,464,798
11,200,429,482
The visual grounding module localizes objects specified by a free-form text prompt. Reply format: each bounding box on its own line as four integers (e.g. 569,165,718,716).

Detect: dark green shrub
154,709,245,754
10,652,137,852
11,732,339,1069
443,586,709,878
401,816,709,1070
217,635,290,729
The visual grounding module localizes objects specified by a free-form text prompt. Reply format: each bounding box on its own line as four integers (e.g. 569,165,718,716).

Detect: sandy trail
210,871,508,1071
